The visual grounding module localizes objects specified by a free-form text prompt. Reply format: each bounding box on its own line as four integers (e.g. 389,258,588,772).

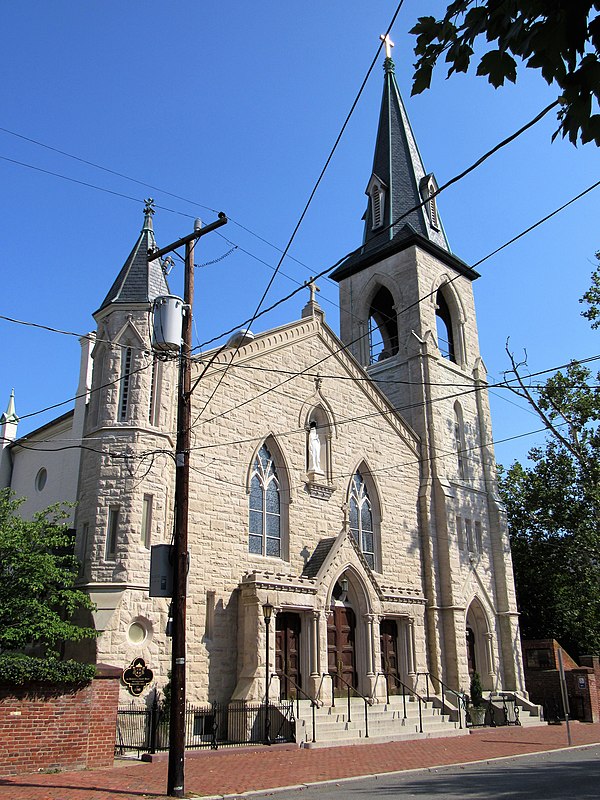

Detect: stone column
308,611,321,698
406,618,417,691
485,632,495,681
363,613,377,697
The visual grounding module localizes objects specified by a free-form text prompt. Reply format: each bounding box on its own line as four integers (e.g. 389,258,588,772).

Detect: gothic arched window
368,286,398,364
435,289,456,363
118,346,133,421
349,471,375,569
249,444,282,558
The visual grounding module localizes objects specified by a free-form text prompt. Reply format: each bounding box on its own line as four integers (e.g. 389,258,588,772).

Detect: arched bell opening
368,286,398,364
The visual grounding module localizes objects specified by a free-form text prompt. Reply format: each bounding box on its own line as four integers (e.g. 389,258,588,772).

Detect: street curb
192,740,600,800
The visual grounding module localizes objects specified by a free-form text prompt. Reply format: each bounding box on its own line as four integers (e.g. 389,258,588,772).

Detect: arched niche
305,404,333,483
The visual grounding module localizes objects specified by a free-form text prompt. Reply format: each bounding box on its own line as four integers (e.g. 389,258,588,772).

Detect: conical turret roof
96,200,169,315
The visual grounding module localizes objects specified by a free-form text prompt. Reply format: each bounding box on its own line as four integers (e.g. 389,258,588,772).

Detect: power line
191,3,407,425
1,98,570,362
187,180,600,432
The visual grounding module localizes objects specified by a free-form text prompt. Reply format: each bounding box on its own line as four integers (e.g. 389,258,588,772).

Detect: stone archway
465,599,494,690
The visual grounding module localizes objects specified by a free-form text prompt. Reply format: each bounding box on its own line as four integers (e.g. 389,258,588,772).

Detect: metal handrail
324,672,373,738
416,671,468,729
274,671,319,743
378,672,426,733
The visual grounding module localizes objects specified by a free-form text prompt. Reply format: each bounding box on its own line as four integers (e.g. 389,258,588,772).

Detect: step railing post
312,701,316,743
347,684,351,723
418,695,423,733
364,698,369,738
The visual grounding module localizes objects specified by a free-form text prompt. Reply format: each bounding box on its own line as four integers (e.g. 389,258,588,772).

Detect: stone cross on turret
301,277,324,321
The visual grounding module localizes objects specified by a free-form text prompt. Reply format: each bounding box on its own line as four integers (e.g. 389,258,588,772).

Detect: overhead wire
190,2,408,424
186,180,600,434
0,97,573,361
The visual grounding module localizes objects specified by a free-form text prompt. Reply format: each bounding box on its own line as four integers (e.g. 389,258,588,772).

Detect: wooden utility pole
148,212,228,798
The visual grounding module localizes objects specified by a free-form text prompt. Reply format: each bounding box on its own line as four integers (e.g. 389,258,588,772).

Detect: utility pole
148,211,228,798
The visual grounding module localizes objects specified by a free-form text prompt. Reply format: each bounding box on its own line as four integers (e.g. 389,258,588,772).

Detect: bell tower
331,44,525,695
75,201,177,663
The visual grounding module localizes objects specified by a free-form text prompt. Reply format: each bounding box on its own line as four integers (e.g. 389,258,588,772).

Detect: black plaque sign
122,657,154,696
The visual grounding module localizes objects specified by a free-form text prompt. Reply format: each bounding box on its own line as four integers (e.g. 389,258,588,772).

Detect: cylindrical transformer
152,294,184,351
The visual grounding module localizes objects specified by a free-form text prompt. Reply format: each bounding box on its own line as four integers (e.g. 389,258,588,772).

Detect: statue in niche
308,421,324,476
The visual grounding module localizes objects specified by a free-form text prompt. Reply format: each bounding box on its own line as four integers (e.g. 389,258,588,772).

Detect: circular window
35,468,47,492
127,622,147,645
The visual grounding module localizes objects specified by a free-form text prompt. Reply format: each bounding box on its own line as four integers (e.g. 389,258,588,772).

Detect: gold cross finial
307,277,320,304
380,33,394,59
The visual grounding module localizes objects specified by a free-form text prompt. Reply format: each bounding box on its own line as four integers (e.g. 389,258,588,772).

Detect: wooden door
327,606,357,693
466,627,476,675
275,612,301,699
380,618,400,694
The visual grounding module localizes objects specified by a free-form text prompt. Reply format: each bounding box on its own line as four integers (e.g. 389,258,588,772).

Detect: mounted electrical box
149,544,173,597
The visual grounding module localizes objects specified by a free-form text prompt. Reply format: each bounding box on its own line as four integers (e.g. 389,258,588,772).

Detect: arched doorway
327,580,357,693
465,599,493,689
466,626,476,675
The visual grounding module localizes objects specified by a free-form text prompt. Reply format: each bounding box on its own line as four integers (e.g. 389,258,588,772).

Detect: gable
194,314,421,458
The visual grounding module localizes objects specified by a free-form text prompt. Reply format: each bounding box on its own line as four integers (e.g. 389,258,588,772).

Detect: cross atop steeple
380,33,394,59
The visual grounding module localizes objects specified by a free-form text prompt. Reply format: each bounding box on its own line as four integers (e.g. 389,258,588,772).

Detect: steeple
366,41,450,252
0,389,18,427
96,199,169,315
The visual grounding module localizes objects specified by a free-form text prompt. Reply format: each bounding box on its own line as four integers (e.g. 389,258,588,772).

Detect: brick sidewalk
1,723,599,800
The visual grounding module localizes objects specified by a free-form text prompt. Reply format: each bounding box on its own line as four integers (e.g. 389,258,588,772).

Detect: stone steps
295,697,467,748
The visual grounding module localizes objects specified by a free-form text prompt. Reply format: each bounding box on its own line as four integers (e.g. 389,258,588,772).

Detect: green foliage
411,1,600,146
0,652,95,686
580,252,600,328
0,489,97,656
499,350,600,657
469,671,484,708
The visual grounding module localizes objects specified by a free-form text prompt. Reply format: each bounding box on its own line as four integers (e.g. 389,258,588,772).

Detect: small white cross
307,277,320,304
380,33,394,59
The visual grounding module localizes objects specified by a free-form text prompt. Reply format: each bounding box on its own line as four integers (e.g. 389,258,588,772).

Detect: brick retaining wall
0,664,120,776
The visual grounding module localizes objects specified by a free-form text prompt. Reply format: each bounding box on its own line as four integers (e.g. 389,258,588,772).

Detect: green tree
0,489,97,656
411,1,600,146
498,275,600,656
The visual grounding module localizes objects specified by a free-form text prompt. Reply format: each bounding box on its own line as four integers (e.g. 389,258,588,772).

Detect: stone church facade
2,55,527,709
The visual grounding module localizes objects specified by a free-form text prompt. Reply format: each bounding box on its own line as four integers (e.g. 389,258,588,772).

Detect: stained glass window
349,471,375,569
248,444,281,558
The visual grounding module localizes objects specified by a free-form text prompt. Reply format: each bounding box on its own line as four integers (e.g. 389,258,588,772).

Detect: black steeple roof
331,55,458,281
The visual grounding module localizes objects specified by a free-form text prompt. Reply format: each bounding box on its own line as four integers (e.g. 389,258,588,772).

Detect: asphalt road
246,745,600,800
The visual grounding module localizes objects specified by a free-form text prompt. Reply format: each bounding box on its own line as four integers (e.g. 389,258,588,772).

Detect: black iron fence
115,699,295,756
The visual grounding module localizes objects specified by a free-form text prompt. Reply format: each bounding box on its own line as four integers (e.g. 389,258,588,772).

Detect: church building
1,50,529,727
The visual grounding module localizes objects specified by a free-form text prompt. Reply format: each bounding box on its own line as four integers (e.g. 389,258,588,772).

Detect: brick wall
0,664,120,776
522,640,600,723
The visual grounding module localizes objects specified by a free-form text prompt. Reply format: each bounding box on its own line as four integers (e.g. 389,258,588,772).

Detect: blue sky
1,1,598,469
